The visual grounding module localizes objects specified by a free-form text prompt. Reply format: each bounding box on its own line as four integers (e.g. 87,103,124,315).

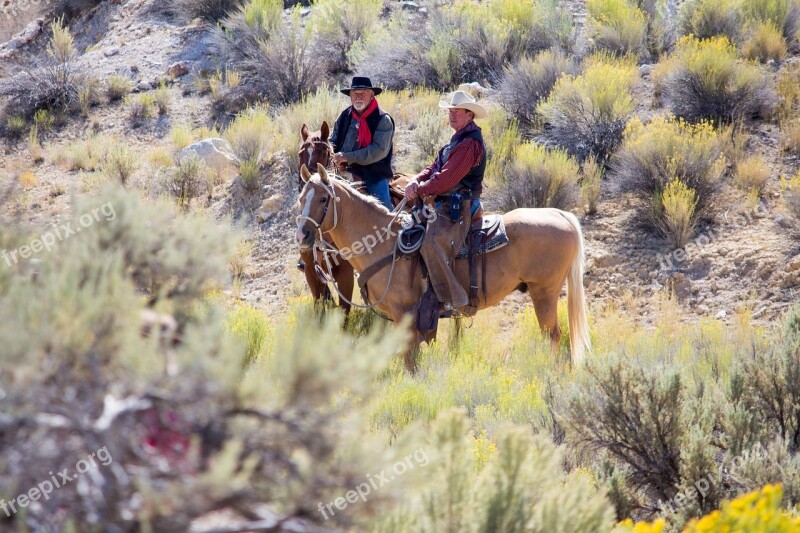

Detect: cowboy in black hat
329,76,395,209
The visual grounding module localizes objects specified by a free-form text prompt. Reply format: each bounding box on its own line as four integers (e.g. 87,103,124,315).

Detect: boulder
168,61,190,78
256,194,283,223
179,138,239,171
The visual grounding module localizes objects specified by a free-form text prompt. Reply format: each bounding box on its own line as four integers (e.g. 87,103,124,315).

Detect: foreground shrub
586,0,648,57
498,50,574,127
684,485,800,531
612,116,725,222
376,409,616,532
537,53,638,164
500,142,580,211
662,36,775,122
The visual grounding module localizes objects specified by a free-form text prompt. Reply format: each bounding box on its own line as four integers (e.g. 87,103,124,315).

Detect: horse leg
334,260,354,318
391,306,421,373
301,251,325,303
530,288,563,360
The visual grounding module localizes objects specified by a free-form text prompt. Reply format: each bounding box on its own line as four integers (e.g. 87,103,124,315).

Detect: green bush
742,0,800,45
662,35,775,123
586,0,648,57
4,115,27,140
678,0,745,43
214,3,330,109
743,21,789,61
537,53,638,164
612,115,726,221
310,0,383,73
498,49,574,127
106,74,134,101
500,142,581,211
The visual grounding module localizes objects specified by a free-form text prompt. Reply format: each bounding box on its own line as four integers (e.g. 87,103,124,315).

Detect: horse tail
560,211,591,366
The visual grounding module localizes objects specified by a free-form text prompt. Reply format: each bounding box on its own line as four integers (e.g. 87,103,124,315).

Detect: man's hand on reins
332,153,347,166
404,181,420,200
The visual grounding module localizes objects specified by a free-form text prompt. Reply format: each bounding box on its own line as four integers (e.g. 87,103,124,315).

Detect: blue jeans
362,179,393,210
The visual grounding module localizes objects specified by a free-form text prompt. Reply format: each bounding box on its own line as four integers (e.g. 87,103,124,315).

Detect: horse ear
317,163,329,184
300,164,312,183
320,121,330,142
300,123,309,142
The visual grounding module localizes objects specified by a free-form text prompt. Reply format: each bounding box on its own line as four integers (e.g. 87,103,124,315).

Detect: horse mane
312,174,392,216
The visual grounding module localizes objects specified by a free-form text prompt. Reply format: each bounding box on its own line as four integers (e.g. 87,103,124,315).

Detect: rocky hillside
0,0,798,328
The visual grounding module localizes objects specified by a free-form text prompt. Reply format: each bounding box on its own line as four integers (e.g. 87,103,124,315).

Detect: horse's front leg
334,260,354,318
390,306,422,373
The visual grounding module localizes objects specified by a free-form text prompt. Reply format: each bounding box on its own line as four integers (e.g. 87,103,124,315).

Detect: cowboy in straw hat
329,76,396,210
405,90,488,315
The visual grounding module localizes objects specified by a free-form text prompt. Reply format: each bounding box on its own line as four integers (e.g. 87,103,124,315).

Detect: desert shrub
126,93,156,124
537,53,638,165
4,115,26,139
237,158,261,191
152,84,172,115
612,115,725,220
376,409,616,533
734,155,770,198
498,50,574,127
170,123,195,153
170,154,208,208
662,36,775,123
214,3,329,110
742,0,800,45
102,144,139,186
743,21,789,62
309,0,383,73
780,119,800,155
586,0,648,57
0,18,88,118
78,76,102,116
684,485,800,531
411,108,450,170
354,0,573,90
28,125,43,163
483,110,519,187
652,178,699,248
225,303,270,367
106,74,134,101
52,134,111,171
581,157,603,215
176,0,246,22
677,0,744,43
33,108,55,132
785,172,800,223
500,142,580,211
224,105,274,168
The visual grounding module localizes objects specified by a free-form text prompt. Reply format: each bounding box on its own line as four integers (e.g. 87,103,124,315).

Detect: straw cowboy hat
439,90,488,119
340,76,383,96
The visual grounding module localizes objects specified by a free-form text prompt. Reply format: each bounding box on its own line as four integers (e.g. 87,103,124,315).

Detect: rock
104,47,120,57
0,17,44,58
698,304,710,314
775,214,793,229
639,64,654,75
458,82,493,96
168,61,190,78
135,81,151,91
256,194,283,223
402,1,420,9
179,138,238,171
592,252,625,268
715,310,728,319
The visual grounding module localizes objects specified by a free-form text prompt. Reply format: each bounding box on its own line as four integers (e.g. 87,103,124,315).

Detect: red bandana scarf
351,98,379,148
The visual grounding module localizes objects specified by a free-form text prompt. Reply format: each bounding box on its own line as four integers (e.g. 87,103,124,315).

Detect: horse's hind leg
530,288,563,359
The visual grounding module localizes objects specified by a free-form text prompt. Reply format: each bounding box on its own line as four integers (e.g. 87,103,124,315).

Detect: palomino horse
295,164,591,371
297,121,355,314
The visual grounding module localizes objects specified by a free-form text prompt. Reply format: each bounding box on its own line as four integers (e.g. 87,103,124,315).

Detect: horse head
295,163,334,250
297,122,332,191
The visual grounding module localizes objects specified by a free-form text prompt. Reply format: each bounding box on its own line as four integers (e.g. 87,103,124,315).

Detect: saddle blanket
456,214,509,259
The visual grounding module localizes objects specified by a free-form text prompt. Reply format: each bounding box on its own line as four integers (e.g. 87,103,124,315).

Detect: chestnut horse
297,121,354,315
296,165,591,372
296,122,412,315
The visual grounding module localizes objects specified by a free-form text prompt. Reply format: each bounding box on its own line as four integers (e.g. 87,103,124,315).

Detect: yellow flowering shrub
684,484,800,532
587,0,648,56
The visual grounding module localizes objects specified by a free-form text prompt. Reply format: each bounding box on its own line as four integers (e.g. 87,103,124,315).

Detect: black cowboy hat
340,76,383,96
